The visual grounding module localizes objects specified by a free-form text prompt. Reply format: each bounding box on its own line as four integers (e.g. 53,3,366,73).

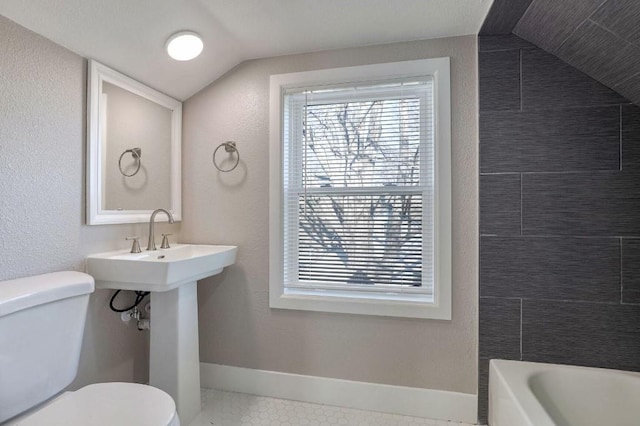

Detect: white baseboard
200,363,477,424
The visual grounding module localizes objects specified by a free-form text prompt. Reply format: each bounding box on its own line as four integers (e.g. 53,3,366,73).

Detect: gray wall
0,16,179,389
478,34,640,423
183,36,479,394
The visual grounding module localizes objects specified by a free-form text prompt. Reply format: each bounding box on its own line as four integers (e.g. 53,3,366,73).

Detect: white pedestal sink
86,244,237,426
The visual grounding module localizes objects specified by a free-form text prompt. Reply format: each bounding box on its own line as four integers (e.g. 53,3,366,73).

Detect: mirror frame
86,60,182,225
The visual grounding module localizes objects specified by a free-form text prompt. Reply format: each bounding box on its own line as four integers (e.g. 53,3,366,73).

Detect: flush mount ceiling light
166,31,203,61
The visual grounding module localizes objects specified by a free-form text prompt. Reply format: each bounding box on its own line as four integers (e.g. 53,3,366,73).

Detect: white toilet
0,271,179,425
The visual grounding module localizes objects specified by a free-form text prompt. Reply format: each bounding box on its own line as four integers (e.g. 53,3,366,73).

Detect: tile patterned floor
189,389,474,426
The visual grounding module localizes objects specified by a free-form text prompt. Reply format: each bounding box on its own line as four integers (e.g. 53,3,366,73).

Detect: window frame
269,58,451,320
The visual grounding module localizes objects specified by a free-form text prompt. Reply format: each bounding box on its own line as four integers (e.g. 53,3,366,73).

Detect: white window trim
269,58,451,320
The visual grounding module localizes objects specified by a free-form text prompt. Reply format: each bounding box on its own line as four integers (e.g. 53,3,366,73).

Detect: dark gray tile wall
478,35,640,424
480,106,620,172
521,49,626,109
622,239,640,303
556,20,640,88
479,298,521,360
480,174,520,236
481,237,621,301
478,35,535,52
522,172,640,235
617,73,640,107
479,0,535,35
512,0,640,105
592,0,640,46
479,49,520,111
622,105,640,169
477,359,491,423
513,0,605,52
522,300,640,370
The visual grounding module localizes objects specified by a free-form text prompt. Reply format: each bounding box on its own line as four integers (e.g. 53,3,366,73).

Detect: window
269,59,451,319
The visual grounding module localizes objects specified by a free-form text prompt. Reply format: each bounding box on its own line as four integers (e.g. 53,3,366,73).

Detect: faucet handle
160,234,172,249
126,236,142,253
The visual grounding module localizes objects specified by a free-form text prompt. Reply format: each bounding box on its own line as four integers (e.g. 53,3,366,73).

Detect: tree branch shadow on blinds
283,79,434,298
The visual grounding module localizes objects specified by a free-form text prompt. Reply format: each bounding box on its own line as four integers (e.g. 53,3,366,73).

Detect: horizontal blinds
283,79,434,294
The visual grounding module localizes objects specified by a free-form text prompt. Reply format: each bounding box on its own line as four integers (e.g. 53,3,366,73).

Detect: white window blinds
282,79,435,298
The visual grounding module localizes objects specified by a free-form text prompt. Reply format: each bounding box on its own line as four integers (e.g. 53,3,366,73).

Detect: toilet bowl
0,272,179,425
6,383,179,426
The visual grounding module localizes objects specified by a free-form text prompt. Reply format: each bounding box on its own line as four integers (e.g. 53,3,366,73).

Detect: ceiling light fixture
166,31,203,61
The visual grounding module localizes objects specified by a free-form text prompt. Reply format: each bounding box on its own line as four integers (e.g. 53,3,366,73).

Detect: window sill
269,289,451,320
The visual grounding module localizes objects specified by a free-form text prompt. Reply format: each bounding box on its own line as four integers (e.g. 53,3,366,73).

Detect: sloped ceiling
482,0,640,105
0,0,494,101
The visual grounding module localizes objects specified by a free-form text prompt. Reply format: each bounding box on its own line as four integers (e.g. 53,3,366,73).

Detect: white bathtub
489,359,640,426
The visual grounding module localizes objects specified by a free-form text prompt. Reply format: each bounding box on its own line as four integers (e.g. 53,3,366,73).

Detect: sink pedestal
149,281,201,426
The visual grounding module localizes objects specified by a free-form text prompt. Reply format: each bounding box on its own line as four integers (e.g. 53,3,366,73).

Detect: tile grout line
520,173,523,236
481,234,638,239
519,48,523,112
620,104,623,171
480,296,629,306
589,19,639,55
614,69,640,89
481,170,622,176
479,46,536,53
556,0,609,51
519,298,523,361
481,103,631,114
620,237,624,304
515,0,537,31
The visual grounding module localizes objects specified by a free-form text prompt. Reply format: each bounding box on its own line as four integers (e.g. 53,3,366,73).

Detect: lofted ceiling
0,0,494,101
481,0,640,105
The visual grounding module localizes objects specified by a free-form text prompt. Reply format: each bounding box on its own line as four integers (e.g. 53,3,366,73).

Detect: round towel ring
118,148,142,177
213,141,240,172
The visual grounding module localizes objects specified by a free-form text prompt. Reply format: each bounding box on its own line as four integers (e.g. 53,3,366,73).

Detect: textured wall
0,16,179,389
478,34,640,423
183,36,479,394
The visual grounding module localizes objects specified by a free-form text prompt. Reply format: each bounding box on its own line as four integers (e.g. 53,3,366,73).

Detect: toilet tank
0,271,94,423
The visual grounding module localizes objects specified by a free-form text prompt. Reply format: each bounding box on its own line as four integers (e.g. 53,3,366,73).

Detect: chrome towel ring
118,147,142,177
213,141,240,172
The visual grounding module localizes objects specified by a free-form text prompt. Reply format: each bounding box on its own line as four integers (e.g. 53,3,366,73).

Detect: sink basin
87,244,237,292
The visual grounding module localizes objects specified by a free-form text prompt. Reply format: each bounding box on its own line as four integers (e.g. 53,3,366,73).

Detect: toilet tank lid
0,271,95,318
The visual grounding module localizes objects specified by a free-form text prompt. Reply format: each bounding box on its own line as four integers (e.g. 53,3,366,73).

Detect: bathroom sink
86,244,237,292
87,243,237,424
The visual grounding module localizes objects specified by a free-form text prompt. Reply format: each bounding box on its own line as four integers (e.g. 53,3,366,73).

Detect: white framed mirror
86,60,182,225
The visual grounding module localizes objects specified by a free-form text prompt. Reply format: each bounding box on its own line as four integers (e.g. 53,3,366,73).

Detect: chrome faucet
147,208,175,251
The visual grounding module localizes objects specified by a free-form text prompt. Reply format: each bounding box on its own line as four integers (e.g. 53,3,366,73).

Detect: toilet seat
14,382,179,426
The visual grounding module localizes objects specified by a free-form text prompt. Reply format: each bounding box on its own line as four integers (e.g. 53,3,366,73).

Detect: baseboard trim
200,363,477,424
